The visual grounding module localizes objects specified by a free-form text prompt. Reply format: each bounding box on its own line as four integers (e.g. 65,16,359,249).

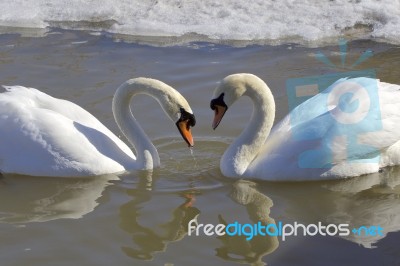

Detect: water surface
1,31,400,265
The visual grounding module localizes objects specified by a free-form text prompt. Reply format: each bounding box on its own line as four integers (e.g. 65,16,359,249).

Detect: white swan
0,78,196,177
210,73,400,181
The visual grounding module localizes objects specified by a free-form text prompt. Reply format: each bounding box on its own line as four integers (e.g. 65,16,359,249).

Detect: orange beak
212,105,227,130
177,120,194,147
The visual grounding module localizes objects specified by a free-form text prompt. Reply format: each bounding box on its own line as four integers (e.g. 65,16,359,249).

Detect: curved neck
112,79,165,170
222,77,275,177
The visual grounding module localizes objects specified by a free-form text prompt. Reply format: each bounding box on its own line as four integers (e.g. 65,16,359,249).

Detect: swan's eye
179,108,196,127
189,116,196,127
210,93,227,111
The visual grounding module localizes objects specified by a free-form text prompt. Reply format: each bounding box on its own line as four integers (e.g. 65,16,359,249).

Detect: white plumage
0,78,194,177
211,73,400,180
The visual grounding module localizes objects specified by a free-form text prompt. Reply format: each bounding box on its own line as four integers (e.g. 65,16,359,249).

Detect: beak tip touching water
188,139,194,147
177,120,194,148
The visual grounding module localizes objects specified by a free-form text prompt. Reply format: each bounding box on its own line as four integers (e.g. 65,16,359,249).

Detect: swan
210,73,400,181
0,78,196,177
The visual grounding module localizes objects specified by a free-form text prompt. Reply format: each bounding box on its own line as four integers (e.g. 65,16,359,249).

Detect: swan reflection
119,170,200,260
283,167,400,248
217,180,279,265
0,174,117,223
322,168,400,248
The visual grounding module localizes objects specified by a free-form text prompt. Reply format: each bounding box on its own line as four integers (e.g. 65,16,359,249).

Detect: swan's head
175,107,196,147
210,74,248,129
156,83,196,147
115,77,196,147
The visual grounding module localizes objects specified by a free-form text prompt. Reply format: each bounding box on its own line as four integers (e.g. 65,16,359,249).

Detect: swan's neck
112,80,162,170
222,80,275,177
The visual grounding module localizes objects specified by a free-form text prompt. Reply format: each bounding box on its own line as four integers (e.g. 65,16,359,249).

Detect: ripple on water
117,137,232,193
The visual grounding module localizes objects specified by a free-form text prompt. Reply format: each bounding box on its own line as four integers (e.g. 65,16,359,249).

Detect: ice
0,0,399,45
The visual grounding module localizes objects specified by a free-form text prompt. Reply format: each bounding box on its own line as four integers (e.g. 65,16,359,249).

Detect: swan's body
0,78,195,177
210,73,400,181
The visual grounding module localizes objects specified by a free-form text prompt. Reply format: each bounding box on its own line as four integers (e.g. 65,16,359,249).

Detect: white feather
212,74,400,181
0,78,193,177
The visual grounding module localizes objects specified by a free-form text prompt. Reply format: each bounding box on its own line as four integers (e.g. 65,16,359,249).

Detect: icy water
1,30,400,265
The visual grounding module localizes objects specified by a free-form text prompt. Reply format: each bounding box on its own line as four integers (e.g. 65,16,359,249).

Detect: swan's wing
2,86,124,138
249,78,400,179
0,86,135,176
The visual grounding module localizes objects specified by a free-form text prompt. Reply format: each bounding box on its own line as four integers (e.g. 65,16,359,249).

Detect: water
189,147,199,170
0,27,400,265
